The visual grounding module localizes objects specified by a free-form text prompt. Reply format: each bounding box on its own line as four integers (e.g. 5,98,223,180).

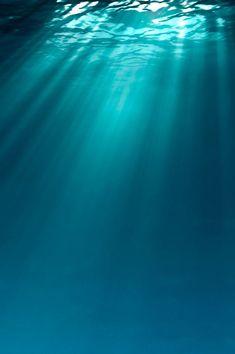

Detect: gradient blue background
0,1,235,353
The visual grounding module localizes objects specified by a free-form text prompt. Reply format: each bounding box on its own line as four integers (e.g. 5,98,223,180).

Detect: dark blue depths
0,1,235,353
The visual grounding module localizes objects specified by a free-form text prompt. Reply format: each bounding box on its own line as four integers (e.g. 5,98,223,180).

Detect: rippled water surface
0,1,235,353
1,1,235,60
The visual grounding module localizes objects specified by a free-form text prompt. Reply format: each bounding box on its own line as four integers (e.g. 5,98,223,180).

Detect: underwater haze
0,0,235,353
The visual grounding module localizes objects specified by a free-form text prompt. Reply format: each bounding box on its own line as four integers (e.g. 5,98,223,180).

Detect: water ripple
0,0,235,63
50,1,235,45
1,2,234,35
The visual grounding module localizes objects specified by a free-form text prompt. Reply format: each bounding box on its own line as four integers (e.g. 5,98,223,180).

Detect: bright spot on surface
65,2,88,17
89,1,99,7
178,17,186,27
135,4,147,12
147,2,168,13
131,1,140,7
182,7,194,13
196,4,216,11
178,17,186,38
178,29,186,38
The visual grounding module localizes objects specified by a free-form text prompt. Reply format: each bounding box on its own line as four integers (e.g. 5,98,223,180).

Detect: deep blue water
0,1,235,353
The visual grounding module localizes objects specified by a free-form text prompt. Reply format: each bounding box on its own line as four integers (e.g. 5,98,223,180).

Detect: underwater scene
0,0,235,353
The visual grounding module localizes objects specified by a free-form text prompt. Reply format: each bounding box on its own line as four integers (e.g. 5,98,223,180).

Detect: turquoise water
0,1,235,353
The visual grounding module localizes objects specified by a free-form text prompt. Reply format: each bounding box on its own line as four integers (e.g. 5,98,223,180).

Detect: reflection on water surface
1,0,235,59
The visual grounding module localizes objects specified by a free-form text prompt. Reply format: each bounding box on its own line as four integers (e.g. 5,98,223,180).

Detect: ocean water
0,1,235,353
